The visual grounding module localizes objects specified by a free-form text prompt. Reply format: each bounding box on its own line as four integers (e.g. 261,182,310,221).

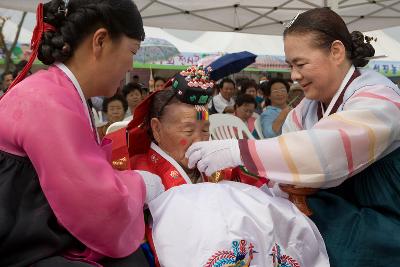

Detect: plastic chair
106,121,130,135
209,114,255,140
123,115,133,121
252,112,260,119
254,116,265,139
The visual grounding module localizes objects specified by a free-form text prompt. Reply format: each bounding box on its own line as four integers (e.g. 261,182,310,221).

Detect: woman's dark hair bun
38,0,145,65
350,31,375,67
38,0,70,65
283,8,377,68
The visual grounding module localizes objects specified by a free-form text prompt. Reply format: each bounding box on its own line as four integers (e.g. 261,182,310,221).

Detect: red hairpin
6,3,56,92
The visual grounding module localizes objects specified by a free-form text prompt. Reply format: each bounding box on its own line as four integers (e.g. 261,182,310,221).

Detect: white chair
209,114,255,140
106,121,130,135
254,116,265,139
252,112,260,119
123,115,133,121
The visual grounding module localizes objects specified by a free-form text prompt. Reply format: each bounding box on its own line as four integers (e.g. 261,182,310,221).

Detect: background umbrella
197,53,223,67
135,37,180,63
134,37,180,92
207,51,257,81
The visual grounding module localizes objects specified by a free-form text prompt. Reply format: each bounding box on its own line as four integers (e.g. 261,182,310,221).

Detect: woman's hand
186,140,243,176
272,106,292,134
279,184,318,216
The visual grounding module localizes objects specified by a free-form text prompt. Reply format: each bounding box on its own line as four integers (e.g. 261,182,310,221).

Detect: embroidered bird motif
204,240,255,267
270,243,300,267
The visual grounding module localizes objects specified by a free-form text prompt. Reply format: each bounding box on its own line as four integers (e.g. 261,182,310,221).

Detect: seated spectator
240,79,257,98
235,77,249,93
141,86,149,98
97,94,128,139
259,75,268,83
122,82,143,118
132,74,140,84
234,94,258,138
152,76,166,92
259,80,271,109
208,77,235,114
256,81,266,106
240,79,263,114
1,71,14,95
288,82,305,108
260,78,291,138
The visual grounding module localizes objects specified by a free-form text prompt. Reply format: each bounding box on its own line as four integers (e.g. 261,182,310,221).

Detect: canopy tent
1,0,400,35
144,26,214,53
0,11,210,54
137,0,400,34
2,20,32,43
366,29,400,61
190,28,400,61
192,31,284,55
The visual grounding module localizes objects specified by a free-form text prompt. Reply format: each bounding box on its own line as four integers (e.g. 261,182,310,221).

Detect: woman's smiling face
284,33,339,104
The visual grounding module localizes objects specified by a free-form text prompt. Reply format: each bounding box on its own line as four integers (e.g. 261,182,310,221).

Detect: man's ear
92,28,109,57
330,40,347,66
151,118,162,144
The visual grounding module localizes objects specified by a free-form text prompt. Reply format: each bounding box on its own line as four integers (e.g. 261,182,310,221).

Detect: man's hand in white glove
134,170,165,204
185,139,243,176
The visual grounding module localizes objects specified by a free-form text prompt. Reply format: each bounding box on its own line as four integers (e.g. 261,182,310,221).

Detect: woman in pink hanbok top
0,0,164,266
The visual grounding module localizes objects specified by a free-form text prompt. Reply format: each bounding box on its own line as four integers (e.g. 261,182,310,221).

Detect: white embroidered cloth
148,181,330,267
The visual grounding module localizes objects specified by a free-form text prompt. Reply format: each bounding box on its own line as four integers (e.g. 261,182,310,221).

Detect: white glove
185,140,243,176
135,170,165,204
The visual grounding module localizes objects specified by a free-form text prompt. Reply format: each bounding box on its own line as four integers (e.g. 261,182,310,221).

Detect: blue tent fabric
207,51,257,81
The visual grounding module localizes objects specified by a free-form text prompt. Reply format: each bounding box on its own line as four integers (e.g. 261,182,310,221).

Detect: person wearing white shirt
209,77,235,113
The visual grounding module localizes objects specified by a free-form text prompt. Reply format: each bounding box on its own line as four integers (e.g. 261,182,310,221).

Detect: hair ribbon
6,3,56,91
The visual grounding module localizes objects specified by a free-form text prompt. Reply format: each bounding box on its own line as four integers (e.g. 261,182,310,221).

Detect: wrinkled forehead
108,100,123,107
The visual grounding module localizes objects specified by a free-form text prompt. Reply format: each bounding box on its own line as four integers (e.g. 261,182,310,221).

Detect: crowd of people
0,0,399,267
79,73,304,142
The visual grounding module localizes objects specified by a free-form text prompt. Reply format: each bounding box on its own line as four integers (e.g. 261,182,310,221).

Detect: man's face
2,74,13,89
151,102,210,169
220,82,235,101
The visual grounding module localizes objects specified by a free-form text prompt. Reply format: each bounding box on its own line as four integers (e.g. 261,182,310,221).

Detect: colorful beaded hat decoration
169,65,214,120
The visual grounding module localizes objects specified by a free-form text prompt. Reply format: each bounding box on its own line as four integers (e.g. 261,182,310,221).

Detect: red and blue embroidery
271,243,300,267
204,240,255,267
